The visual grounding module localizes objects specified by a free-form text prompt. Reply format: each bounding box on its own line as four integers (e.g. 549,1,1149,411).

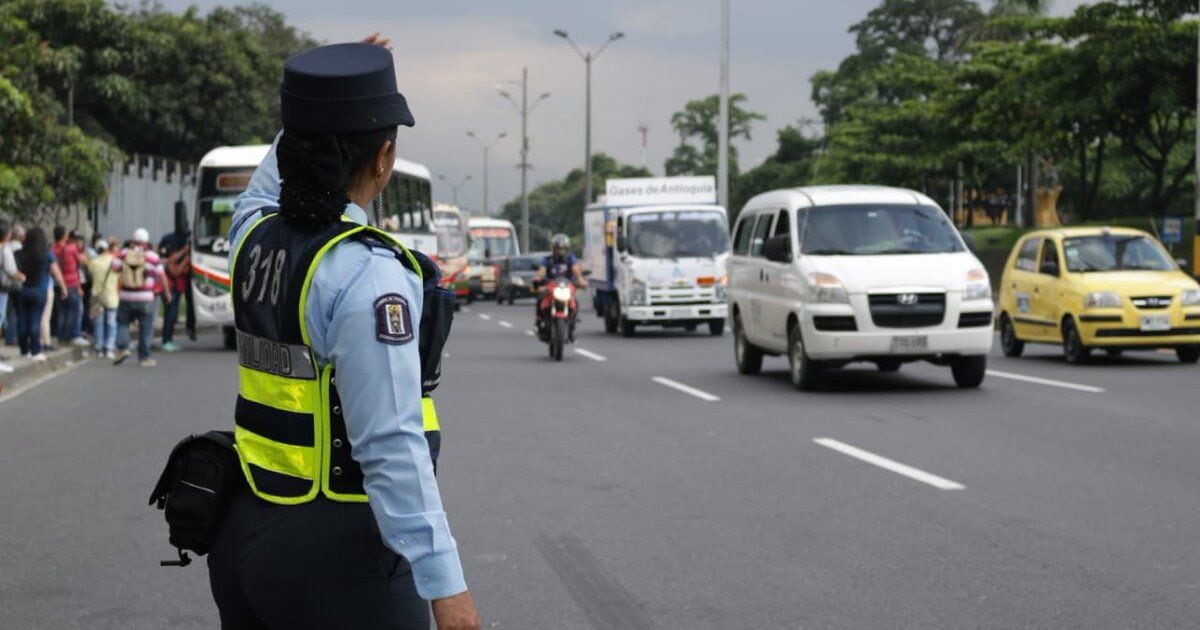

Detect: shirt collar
344,203,368,226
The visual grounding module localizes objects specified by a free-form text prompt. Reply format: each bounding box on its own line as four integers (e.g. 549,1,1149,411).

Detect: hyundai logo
896,293,919,306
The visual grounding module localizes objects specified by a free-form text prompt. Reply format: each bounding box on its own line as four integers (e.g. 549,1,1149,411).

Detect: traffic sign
1162,216,1183,245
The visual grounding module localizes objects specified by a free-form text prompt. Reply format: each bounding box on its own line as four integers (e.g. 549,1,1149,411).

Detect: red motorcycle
536,278,578,361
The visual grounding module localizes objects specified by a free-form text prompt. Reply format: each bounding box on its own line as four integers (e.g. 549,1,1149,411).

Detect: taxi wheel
999,314,1024,357
733,314,763,375
1062,318,1090,364
1177,346,1200,364
787,324,822,391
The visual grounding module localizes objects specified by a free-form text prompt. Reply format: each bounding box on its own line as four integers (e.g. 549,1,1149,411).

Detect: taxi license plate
890,335,928,352
1140,314,1170,332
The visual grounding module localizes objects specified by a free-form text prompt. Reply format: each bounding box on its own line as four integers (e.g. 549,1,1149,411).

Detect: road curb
0,346,88,396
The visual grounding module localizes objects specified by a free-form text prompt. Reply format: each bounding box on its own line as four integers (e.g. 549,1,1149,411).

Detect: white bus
191,145,436,348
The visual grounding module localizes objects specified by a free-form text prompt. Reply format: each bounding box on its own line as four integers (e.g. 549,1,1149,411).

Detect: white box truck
584,176,731,337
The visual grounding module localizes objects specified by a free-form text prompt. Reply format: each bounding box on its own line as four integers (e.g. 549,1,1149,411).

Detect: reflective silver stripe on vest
236,330,317,379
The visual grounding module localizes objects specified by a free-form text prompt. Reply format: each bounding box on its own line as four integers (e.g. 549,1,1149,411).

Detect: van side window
795,208,808,247
773,210,790,238
732,214,754,255
1016,238,1041,272
750,213,773,257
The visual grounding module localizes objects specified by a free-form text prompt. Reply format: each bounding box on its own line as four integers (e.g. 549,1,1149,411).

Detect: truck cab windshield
626,211,729,258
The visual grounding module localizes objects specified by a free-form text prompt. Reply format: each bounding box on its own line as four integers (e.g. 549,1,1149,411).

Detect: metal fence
92,155,195,244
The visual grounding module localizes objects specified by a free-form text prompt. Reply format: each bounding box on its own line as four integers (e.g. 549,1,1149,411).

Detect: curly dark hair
276,126,398,228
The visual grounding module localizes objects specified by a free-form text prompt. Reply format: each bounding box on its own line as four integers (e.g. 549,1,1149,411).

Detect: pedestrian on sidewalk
0,217,26,373
4,224,23,348
51,225,89,347
158,228,192,352
113,228,169,367
87,239,119,358
16,227,66,362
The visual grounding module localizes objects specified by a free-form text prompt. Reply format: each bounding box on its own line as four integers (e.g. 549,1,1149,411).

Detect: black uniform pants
208,487,429,630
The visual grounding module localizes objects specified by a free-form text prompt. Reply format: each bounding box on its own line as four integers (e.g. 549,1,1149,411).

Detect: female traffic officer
206,36,480,630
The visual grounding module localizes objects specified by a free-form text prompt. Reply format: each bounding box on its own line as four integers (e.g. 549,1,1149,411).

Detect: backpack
148,430,243,567
120,249,147,290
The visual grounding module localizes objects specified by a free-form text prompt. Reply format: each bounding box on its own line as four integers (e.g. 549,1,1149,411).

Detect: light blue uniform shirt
229,137,466,600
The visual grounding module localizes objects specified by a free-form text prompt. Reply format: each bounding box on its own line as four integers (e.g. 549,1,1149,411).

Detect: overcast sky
153,0,1092,214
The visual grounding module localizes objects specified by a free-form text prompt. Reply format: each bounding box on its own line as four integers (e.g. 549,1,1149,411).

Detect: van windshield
627,210,729,258
801,205,963,256
1062,235,1174,272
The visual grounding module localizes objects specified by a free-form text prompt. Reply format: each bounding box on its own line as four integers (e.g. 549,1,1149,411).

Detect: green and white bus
191,145,435,349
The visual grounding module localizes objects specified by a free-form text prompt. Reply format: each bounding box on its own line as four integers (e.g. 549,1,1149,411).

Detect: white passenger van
727,185,994,390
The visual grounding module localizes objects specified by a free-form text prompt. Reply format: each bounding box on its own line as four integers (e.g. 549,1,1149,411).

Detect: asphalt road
2,299,1198,629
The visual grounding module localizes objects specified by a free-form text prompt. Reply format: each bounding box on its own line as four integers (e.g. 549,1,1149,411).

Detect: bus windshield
468,228,518,261
434,213,466,258
195,197,238,255
626,211,729,258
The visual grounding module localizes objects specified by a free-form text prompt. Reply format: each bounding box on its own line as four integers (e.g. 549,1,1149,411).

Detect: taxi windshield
801,205,963,256
1062,235,1174,272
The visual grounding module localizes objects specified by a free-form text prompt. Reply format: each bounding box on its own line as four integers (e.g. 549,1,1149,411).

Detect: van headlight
1084,291,1122,309
808,272,849,304
964,269,991,301
629,279,648,306
1183,289,1200,306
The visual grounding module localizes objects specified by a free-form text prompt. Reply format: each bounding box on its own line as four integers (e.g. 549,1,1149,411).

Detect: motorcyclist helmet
551,233,569,256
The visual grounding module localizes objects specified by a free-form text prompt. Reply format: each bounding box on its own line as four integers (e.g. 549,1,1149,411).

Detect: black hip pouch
148,430,243,567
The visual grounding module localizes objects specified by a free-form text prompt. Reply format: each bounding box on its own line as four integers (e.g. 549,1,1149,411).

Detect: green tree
732,125,821,215
663,94,764,178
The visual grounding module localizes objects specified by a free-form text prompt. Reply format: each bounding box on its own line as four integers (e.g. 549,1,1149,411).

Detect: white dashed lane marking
987,370,1104,394
525,330,535,337
478,313,492,321
498,320,514,328
815,438,965,491
574,348,607,362
652,376,720,402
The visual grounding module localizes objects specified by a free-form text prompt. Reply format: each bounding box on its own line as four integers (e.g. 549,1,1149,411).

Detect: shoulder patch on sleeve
374,293,414,345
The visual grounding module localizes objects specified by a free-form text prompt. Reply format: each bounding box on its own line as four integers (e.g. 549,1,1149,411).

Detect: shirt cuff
409,546,468,600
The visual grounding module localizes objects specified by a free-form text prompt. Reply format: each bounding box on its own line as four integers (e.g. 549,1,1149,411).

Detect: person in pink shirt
51,225,89,346
112,227,170,367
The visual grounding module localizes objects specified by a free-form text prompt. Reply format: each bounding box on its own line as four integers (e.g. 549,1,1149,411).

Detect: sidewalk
0,343,89,397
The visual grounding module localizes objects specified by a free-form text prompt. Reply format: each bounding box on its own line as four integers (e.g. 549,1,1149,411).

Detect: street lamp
553,29,625,207
498,68,551,251
436,173,473,207
466,130,507,214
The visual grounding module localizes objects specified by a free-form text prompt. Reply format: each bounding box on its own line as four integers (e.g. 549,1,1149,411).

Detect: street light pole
467,131,507,214
717,0,730,210
499,69,549,251
553,29,624,206
437,174,472,207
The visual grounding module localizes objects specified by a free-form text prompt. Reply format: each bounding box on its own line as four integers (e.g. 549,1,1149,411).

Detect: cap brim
281,90,414,133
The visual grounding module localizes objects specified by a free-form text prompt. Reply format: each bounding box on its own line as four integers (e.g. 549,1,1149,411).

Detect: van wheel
604,302,619,334
733,314,763,375
1177,345,1200,364
787,323,821,391
951,355,987,388
1062,318,1090,364
222,326,237,350
999,313,1024,357
876,359,901,373
708,319,725,336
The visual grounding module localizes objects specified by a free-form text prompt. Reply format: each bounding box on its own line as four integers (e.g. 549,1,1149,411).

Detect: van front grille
868,293,945,328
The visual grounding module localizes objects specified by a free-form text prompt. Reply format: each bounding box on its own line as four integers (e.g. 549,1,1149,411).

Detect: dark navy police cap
281,43,415,133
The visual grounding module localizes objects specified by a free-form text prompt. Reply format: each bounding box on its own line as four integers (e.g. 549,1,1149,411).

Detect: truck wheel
620,316,637,338
708,319,725,336
1177,345,1200,364
1062,318,1090,364
999,313,1024,357
604,302,619,334
733,314,763,375
787,323,821,391
951,355,987,388
222,326,237,351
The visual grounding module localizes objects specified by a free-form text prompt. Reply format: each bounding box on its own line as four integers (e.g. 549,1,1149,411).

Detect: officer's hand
432,591,480,630
361,32,392,49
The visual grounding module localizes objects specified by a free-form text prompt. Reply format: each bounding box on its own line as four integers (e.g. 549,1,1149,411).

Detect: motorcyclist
533,234,586,337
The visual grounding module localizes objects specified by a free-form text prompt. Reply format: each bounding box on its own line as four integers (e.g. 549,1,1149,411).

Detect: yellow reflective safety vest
231,212,440,504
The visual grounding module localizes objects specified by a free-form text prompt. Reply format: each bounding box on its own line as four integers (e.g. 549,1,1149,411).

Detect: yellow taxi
997,227,1200,364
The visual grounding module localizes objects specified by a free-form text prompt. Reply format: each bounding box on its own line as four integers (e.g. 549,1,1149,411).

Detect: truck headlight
1183,289,1200,306
629,279,648,306
714,283,727,302
1084,291,1122,309
808,272,849,304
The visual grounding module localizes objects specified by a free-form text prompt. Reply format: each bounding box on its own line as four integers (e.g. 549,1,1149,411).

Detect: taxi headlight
1084,291,1122,309
552,285,572,302
808,272,849,304
1183,289,1200,306
629,279,648,306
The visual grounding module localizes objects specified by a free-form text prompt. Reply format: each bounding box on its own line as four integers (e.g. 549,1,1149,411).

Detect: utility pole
1193,20,1199,275
717,0,731,209
499,68,550,251
437,174,472,207
553,29,625,206
467,131,507,214
638,122,649,170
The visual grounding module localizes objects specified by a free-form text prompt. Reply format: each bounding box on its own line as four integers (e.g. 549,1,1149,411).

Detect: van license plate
1140,314,1170,332
890,335,928,352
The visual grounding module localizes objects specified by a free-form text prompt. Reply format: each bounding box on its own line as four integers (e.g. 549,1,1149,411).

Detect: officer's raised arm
228,132,283,257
